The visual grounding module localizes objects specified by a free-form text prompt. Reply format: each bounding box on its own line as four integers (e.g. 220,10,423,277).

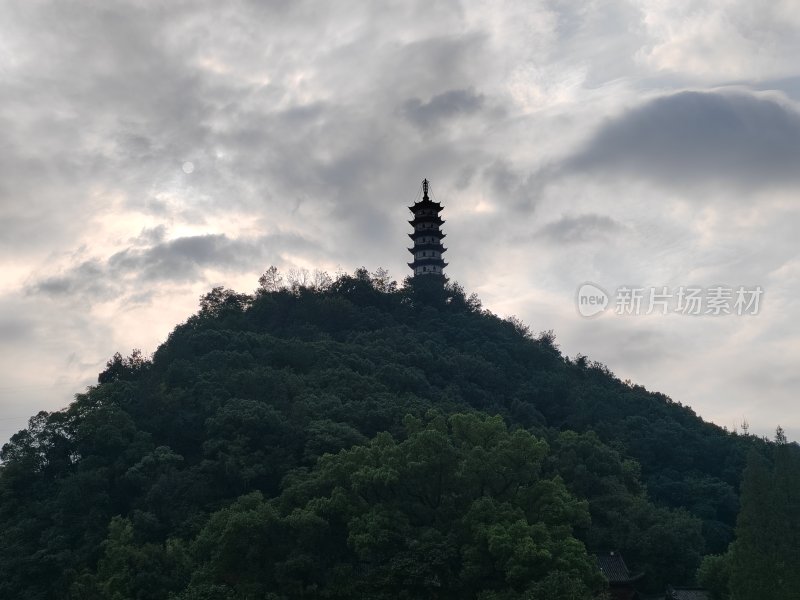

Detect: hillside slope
0,270,766,599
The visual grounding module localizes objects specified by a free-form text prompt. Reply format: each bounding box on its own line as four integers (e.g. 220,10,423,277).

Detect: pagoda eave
408,201,442,211
410,263,447,270
408,232,445,240
409,258,447,267
408,218,445,227
408,246,447,254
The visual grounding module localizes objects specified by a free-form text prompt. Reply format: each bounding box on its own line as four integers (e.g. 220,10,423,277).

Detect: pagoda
408,179,447,277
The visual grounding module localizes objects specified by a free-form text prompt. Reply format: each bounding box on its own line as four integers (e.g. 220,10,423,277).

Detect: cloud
31,260,114,300
0,315,35,342
109,234,259,282
1,0,800,446
539,214,624,243
402,88,486,129
480,160,546,211
130,225,168,246
29,231,320,299
564,90,800,191
635,0,800,80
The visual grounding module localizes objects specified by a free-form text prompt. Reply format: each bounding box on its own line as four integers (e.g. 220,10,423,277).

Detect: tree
728,446,800,599
257,266,284,293
98,349,148,384
0,268,772,598
775,426,787,445
286,268,312,291
183,414,603,599
371,267,396,293
71,516,190,600
311,269,333,291
198,286,252,317
506,316,532,339
697,553,731,600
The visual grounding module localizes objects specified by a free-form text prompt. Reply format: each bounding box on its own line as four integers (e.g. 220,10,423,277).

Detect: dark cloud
31,261,115,300
29,231,320,299
402,88,486,129
565,90,800,190
539,214,623,243
0,2,506,272
109,234,249,281
481,160,546,210
379,32,489,97
130,225,168,246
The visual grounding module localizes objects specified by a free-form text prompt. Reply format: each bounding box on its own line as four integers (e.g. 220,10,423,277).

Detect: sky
1,0,799,444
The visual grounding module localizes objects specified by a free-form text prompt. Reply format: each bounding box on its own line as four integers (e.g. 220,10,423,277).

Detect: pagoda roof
409,198,443,211
597,552,644,585
408,231,445,240
409,216,444,226
408,245,447,254
409,257,448,267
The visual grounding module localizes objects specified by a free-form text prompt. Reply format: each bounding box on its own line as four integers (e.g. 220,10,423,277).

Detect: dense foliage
698,430,800,600
0,268,778,598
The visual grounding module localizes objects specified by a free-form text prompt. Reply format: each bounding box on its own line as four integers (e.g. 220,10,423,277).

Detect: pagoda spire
408,178,447,277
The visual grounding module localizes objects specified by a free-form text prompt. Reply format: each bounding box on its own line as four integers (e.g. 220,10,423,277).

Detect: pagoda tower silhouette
408,179,447,277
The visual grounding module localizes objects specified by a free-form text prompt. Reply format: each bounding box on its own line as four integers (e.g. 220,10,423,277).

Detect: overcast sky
2,0,799,444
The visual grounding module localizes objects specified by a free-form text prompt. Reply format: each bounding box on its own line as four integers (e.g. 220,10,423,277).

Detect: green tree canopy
0,268,774,598
173,413,603,599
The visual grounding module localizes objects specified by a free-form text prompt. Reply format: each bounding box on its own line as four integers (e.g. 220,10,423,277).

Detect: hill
0,268,771,599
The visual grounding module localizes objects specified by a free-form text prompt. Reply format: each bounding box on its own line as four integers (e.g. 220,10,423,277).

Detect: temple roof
597,552,643,584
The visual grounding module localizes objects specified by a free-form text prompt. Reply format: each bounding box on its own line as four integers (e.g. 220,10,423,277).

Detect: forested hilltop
1,268,795,599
